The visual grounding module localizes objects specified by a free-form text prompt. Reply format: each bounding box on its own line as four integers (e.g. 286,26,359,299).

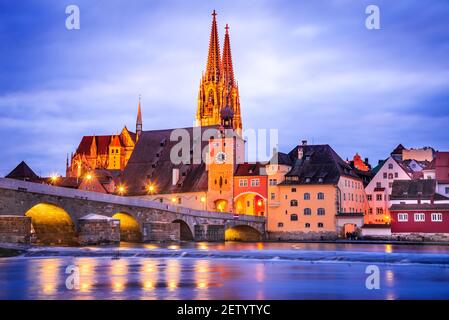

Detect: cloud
1,0,449,176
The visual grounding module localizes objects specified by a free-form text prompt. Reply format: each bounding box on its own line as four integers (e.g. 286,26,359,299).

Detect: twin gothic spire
196,10,242,132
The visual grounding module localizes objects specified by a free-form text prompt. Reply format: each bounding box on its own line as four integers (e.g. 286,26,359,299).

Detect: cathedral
66,99,143,178
196,10,243,133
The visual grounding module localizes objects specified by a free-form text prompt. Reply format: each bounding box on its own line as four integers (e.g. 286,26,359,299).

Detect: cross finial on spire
212,10,217,18
225,23,229,33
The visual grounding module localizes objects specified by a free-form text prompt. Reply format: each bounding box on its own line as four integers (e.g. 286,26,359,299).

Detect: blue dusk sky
1,0,449,176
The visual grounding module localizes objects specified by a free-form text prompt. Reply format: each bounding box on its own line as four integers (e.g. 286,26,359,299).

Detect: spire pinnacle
136,96,143,140
205,10,221,82
222,23,235,86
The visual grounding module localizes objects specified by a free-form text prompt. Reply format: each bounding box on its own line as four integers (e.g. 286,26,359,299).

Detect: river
1,242,449,300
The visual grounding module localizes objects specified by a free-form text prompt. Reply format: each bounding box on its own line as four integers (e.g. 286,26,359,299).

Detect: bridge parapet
0,178,264,223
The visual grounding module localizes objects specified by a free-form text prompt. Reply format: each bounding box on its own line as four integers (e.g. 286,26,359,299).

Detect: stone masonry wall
143,222,180,242
0,216,31,244
267,231,338,241
78,219,120,245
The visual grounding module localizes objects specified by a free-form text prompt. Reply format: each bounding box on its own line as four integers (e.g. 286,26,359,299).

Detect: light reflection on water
1,243,449,300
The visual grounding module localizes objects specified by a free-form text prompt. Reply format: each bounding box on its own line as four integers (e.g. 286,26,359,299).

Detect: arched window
290,200,298,207
388,173,393,179
318,223,324,228
304,193,310,200
388,163,394,169
317,192,325,200
290,214,298,221
305,223,311,228
304,208,312,215
317,208,325,216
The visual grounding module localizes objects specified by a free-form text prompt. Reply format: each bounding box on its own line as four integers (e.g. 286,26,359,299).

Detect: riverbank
0,247,23,257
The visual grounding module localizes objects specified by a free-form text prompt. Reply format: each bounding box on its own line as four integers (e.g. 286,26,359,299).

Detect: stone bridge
0,178,266,245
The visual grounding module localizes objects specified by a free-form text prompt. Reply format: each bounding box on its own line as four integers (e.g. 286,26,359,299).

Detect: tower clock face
215,151,227,164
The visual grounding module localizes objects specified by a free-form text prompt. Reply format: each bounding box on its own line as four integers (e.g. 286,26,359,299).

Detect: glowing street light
50,174,59,184
86,173,93,181
117,185,126,196
148,184,155,194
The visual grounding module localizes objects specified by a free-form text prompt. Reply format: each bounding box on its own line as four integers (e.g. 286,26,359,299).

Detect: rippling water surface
1,242,449,300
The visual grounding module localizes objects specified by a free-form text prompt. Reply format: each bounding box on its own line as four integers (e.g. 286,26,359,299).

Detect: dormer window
305,178,311,183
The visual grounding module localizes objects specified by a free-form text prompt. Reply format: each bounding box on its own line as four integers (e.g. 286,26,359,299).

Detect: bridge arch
25,203,77,246
172,219,194,241
112,212,142,242
225,225,263,242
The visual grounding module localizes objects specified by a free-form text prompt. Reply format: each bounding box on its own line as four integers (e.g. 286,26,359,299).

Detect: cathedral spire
222,24,235,87
205,10,221,82
136,95,142,141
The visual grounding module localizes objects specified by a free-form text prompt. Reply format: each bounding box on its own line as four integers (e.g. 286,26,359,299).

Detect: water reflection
194,260,211,299
37,259,61,296
110,259,128,293
165,259,180,299
140,259,158,292
77,258,97,294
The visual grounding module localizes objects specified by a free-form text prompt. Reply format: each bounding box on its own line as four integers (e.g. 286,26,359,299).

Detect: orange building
266,143,367,240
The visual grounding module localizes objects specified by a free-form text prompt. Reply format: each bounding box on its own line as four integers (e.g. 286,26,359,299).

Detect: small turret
136,96,143,141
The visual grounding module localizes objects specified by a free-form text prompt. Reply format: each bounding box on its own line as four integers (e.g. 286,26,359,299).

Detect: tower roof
222,24,235,86
205,10,221,82
6,161,39,181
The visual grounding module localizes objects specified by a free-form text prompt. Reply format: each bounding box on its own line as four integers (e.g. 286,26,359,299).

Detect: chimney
172,168,180,186
365,158,369,164
301,140,308,146
298,147,304,160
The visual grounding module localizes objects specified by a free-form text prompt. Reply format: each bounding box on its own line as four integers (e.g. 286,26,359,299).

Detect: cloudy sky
1,0,449,176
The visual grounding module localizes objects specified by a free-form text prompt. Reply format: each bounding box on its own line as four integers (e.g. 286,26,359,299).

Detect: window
290,200,298,207
414,213,425,222
290,214,298,221
368,208,373,214
251,179,260,187
376,194,382,201
317,192,325,200
388,163,394,169
376,182,382,188
431,213,443,222
344,194,346,201
305,178,311,183
383,172,387,179
388,173,393,179
389,182,393,188
270,193,276,200
305,223,311,228
376,208,383,215
445,187,449,195
398,213,408,222
291,188,297,193
367,194,372,201
317,223,324,228
317,208,325,216
304,208,312,215
269,179,277,186
395,172,399,178
304,193,310,200
239,179,248,187
284,195,288,200
278,222,284,228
